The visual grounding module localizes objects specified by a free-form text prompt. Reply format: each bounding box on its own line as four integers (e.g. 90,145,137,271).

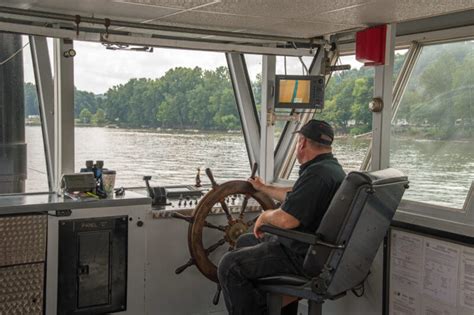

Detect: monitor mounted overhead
274,75,325,110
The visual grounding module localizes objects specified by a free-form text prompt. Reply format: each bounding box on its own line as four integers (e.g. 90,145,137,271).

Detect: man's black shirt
279,152,346,256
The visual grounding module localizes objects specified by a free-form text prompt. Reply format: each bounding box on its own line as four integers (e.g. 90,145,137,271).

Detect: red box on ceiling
356,25,387,66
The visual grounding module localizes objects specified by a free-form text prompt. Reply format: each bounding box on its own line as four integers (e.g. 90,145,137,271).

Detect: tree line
24,43,472,138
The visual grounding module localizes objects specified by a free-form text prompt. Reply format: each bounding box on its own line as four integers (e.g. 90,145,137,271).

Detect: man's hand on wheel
248,176,265,191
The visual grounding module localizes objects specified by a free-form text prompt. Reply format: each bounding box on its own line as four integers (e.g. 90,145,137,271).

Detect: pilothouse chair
258,168,409,315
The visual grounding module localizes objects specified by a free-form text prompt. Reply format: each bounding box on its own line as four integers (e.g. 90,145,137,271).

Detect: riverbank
26,121,472,142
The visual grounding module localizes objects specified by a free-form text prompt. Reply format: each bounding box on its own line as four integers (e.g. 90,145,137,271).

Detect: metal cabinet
57,216,128,315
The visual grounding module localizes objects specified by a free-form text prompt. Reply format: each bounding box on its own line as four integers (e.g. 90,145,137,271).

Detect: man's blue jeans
217,233,304,315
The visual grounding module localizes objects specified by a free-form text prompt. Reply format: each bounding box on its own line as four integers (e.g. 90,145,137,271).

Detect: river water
25,126,472,209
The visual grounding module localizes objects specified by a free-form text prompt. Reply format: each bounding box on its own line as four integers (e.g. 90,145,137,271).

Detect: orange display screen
278,79,310,104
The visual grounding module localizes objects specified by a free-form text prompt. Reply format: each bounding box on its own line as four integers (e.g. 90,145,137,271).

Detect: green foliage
75,88,99,117
24,82,39,116
395,41,473,139
102,78,161,127
22,43,472,138
79,108,93,124
92,109,106,126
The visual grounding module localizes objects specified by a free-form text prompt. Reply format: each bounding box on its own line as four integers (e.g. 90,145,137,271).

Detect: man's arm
248,177,292,203
253,209,300,239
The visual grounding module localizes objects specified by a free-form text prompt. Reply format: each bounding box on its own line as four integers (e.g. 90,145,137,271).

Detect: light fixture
102,43,154,53
63,48,76,58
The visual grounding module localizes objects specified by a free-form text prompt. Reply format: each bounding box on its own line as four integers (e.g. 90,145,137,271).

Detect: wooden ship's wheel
171,164,276,303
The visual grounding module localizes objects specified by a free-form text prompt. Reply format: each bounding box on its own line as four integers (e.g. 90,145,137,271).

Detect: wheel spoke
238,195,250,219
175,257,196,274
205,168,219,188
220,200,234,222
239,162,258,219
213,284,222,305
170,212,194,224
250,162,258,179
204,221,227,232
246,216,258,227
205,238,227,254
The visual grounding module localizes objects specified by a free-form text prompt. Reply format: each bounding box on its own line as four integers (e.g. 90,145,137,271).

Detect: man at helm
218,119,346,315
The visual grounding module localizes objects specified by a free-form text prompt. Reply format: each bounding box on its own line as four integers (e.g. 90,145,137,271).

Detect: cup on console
102,170,116,196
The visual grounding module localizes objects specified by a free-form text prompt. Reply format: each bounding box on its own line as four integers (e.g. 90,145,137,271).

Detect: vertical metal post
0,33,26,193
277,49,339,179
260,55,276,182
361,41,422,171
53,38,75,190
226,53,260,168
273,47,327,179
371,24,396,171
30,36,55,191
391,42,422,122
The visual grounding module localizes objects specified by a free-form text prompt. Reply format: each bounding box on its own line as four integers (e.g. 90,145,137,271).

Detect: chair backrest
303,168,408,297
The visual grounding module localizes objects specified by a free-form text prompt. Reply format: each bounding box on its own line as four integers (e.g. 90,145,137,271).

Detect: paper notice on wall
391,230,424,289
422,239,460,306
460,247,474,309
421,298,456,315
390,231,424,315
391,288,419,315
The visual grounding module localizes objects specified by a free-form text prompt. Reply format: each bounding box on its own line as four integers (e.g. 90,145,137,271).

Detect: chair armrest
260,224,317,245
260,225,345,249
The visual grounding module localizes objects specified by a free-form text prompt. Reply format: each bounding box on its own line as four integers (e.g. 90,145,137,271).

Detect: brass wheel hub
225,220,249,244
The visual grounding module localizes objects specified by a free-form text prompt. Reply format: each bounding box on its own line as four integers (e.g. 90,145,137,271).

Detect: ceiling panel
194,0,370,20
391,0,474,22
255,20,355,38
6,0,180,22
298,0,474,26
111,0,217,10
155,11,270,33
2,0,474,39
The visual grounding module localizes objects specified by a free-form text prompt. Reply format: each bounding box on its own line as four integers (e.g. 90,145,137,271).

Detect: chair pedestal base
267,293,323,315
308,300,323,315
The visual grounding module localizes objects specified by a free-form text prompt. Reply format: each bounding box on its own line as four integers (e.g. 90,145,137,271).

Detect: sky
21,37,362,94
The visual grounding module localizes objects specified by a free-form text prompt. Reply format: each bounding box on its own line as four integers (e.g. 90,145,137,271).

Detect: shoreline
25,123,473,142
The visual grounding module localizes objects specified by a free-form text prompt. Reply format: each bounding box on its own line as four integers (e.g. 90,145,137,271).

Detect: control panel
152,189,264,218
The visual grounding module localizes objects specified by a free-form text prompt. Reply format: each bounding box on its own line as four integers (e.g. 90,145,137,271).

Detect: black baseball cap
295,119,334,146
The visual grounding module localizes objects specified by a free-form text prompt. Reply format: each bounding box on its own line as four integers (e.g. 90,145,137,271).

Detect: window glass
285,51,408,180
73,41,249,187
0,34,49,194
391,40,474,209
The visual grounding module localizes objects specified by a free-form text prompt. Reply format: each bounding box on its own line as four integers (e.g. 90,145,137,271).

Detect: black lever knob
143,176,154,199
